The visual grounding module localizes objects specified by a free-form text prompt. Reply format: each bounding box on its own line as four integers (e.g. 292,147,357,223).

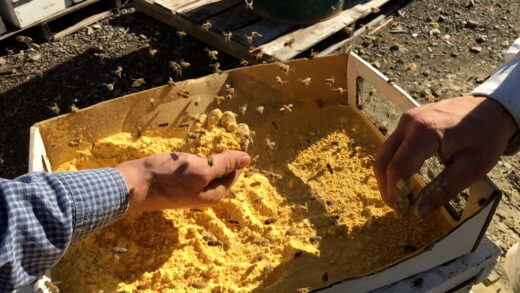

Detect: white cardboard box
0,0,70,28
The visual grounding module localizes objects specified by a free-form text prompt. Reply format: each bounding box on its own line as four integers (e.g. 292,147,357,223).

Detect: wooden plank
53,10,113,40
259,0,391,61
205,4,259,32
154,0,199,13
135,0,265,63
182,0,241,23
233,19,295,47
0,16,6,35
0,0,102,41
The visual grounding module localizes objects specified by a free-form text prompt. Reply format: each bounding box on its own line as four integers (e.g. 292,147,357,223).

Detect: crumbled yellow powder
55,108,447,293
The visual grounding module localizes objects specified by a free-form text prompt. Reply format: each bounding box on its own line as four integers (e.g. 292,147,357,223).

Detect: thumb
415,152,484,217
209,150,250,179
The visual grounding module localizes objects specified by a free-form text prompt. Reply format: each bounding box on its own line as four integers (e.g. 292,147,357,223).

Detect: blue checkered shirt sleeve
0,168,129,291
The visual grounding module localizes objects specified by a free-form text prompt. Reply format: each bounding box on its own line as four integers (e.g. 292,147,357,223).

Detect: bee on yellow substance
205,48,219,60
148,48,157,56
176,30,186,39
332,87,346,94
300,77,311,87
49,103,60,114
284,38,295,48
201,21,212,31
132,78,145,88
245,0,253,10
324,76,335,86
279,104,293,113
223,32,232,42
275,76,288,86
70,104,79,114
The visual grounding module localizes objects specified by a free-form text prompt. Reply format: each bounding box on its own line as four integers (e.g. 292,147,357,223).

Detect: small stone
411,33,418,38
92,24,101,30
469,46,482,53
465,19,478,29
390,44,400,51
429,29,441,36
29,53,41,61
372,61,381,69
139,34,147,40
438,15,447,23
451,52,459,57
476,35,487,43
501,40,510,47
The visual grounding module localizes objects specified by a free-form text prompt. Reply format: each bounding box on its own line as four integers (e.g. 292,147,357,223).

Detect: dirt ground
0,0,518,291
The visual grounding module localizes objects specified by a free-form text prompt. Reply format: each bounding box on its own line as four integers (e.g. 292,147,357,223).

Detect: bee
149,98,155,107
194,96,200,106
207,109,223,128
176,30,186,39
368,88,377,96
406,63,417,72
247,31,263,44
246,35,253,44
344,25,354,35
324,76,335,86
309,236,322,243
284,38,295,48
70,104,79,113
68,138,80,147
264,217,278,225
105,83,114,91
44,281,61,293
149,48,157,56
111,246,128,254
310,49,318,58
49,103,60,114
191,282,208,289
201,21,212,31
240,60,249,66
278,63,290,73
15,35,33,44
245,0,253,10
388,77,398,84
279,104,293,113
263,264,274,273
214,95,225,104
239,104,248,115
181,61,191,69
256,106,265,113
207,156,214,166
158,122,169,127
275,76,288,86
249,47,263,60
265,138,276,150
332,87,346,94
177,90,190,98
168,77,176,86
371,7,380,13
136,124,143,137
223,31,232,42
132,78,145,87
114,66,123,78
210,62,222,73
225,84,235,95
300,77,311,87
220,111,238,132
205,48,219,60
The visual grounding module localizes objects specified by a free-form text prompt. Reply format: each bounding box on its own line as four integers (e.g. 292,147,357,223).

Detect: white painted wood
29,127,51,173
369,236,499,293
0,0,68,28
259,0,391,60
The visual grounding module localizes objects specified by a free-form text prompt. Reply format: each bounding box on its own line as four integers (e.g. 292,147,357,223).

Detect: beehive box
0,0,70,28
29,53,500,292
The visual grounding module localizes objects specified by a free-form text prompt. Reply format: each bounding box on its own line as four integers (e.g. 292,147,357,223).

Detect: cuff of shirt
54,168,130,242
471,55,520,155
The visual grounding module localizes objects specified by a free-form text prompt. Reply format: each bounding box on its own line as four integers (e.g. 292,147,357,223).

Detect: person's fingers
415,152,484,217
200,170,242,202
386,125,439,209
373,116,408,207
209,150,250,179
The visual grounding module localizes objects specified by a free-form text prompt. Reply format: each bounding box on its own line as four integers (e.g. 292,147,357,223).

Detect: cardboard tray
29,53,501,292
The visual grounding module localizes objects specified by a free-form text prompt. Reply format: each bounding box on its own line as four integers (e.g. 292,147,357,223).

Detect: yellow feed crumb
55,107,447,293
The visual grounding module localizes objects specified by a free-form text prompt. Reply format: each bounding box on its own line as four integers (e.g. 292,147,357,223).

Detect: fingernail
239,155,251,168
418,202,434,217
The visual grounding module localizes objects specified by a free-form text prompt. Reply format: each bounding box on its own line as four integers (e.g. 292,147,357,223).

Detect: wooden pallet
0,0,121,41
135,0,395,63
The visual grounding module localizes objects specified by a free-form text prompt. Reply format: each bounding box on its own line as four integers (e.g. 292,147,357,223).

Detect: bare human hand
116,150,251,213
374,96,517,217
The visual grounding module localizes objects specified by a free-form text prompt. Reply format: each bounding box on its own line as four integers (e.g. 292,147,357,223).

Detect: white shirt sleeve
471,38,520,154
